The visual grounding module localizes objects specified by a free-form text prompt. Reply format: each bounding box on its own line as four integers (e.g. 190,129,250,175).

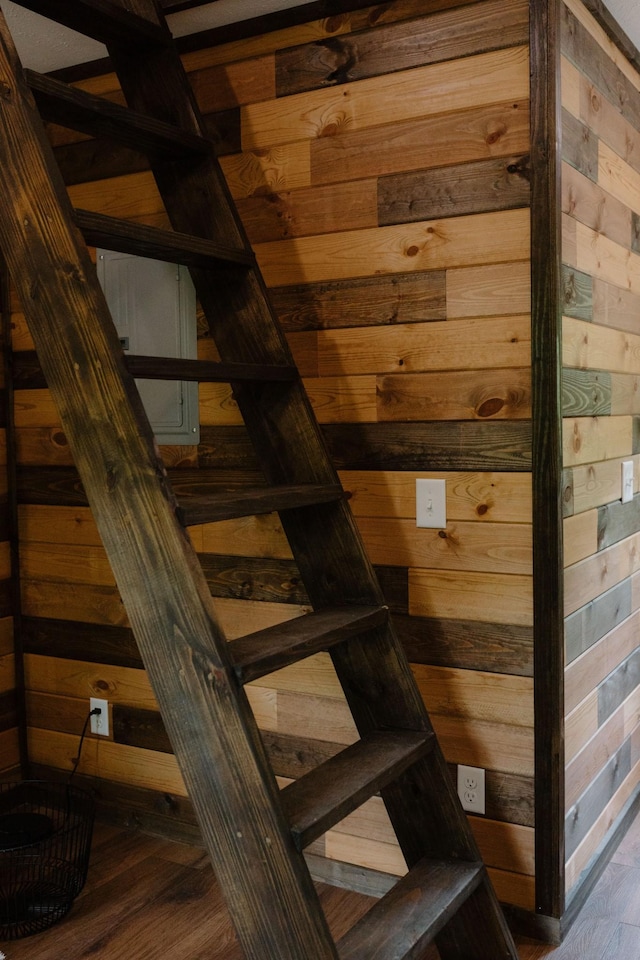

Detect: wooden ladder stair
0,3,520,958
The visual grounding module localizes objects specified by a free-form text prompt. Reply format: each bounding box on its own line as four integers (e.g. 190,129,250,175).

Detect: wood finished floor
3,814,640,959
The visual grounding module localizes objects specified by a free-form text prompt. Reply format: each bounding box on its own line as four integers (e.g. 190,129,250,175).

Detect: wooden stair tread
176,482,345,527
125,355,297,383
26,70,209,160
337,858,484,960
281,730,434,851
12,0,170,48
229,604,389,684
75,209,253,269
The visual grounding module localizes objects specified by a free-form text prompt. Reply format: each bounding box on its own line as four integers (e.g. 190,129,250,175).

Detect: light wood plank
598,140,640,216
565,531,640,616
565,612,640,714
563,0,640,93
562,415,633,467
190,55,276,113
430,713,534,776
561,55,582,116
562,160,633,247
311,99,530,186
566,757,640,893
339,470,532,523
565,692,598,764
377,368,531,421
409,568,533,626
563,316,640,376
305,376,377,423
355,516,532,574
412,663,533,727
571,456,638,513
21,579,129,626
69,170,167,227
317,315,531,377
566,692,629,808
241,46,530,149
446,261,531,318
574,219,640,293
200,514,292,559
256,209,530,286
20,542,115,587
563,509,599,567
221,142,311,199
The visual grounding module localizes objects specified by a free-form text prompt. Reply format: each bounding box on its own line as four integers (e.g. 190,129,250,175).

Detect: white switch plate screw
416,479,446,528
90,697,109,737
622,460,634,504
457,764,485,815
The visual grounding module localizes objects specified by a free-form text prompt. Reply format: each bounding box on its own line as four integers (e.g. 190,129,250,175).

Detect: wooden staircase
0,2,520,958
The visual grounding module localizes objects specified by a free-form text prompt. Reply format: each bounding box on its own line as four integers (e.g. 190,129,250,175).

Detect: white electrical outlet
416,479,446,528
622,460,634,504
457,764,485,815
90,697,109,737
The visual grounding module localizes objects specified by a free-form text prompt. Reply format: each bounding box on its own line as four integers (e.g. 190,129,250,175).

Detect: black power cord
68,707,101,782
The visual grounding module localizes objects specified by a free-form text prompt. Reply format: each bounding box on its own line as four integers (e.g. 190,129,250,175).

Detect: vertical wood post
530,0,566,920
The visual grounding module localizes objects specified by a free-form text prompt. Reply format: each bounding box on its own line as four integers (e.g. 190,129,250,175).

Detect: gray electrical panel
97,250,199,445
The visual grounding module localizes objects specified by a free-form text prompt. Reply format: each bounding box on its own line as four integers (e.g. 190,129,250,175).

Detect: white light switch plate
416,479,446,528
622,460,634,504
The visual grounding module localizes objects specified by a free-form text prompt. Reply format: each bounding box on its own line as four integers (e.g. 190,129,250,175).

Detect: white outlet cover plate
90,697,109,737
416,478,446,528
457,764,485,815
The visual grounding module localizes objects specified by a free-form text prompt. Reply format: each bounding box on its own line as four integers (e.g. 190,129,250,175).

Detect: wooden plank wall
0,270,17,778
561,0,640,900
16,0,534,909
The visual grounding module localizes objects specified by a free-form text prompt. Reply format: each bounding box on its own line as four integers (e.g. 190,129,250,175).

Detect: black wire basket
0,780,95,939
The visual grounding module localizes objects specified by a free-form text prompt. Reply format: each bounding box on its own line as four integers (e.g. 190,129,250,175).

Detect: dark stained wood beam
530,0,565,922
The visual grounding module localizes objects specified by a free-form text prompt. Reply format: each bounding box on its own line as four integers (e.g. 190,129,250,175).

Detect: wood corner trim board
530,0,565,923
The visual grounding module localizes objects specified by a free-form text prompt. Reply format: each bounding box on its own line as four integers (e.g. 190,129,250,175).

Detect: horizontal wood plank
243,46,529,149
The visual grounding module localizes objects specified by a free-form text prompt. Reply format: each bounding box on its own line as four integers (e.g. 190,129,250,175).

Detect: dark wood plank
275,0,529,96
125,355,297,382
565,578,631,664
27,69,208,160
323,421,532,471
281,731,434,851
11,0,170,47
177,482,345,527
378,156,530,225
580,0,640,78
311,99,530,186
531,0,565,921
598,497,640,551
561,108,599,181
0,689,17,733
562,5,640,134
565,742,632,860
562,264,593,321
52,109,240,188
229,605,389,684
337,858,483,960
271,272,446,333
75,209,254,269
394,613,533,677
562,369,612,417
199,554,309,605
22,616,141,668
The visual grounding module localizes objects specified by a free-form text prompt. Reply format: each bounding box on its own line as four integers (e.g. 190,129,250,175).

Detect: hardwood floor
3,813,640,958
